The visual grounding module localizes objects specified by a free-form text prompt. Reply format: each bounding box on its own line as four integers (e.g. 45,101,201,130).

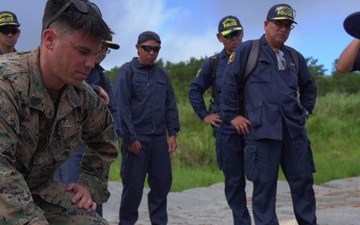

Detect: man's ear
216,33,222,43
42,29,57,50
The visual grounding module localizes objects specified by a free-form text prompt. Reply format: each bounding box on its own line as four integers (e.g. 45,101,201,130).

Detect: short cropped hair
42,0,110,40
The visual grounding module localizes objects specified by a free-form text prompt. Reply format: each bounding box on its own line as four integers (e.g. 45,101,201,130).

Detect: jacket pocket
32,180,73,209
246,103,262,128
50,129,82,164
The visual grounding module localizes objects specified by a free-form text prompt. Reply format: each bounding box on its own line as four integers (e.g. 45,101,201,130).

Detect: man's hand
127,140,141,154
98,86,110,105
203,113,223,127
66,183,97,211
231,115,252,134
168,135,177,153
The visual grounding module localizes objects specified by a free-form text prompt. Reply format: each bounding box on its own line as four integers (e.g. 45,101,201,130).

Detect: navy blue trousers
119,134,172,225
54,145,103,217
219,132,251,225
244,129,317,225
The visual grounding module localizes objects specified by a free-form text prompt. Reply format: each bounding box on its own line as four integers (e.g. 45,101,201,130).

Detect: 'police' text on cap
218,15,243,36
0,11,20,27
267,4,297,24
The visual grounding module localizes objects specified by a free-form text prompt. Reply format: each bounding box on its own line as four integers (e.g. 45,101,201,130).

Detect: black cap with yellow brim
0,11,20,27
267,4,297,24
103,40,120,50
218,15,243,36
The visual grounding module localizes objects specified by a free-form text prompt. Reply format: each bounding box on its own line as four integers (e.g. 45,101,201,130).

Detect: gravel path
104,177,360,225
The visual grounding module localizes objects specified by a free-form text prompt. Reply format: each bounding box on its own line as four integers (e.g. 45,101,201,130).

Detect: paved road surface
103,177,360,225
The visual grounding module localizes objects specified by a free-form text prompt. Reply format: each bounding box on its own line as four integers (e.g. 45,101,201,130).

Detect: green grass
109,92,360,192
109,150,225,192
170,164,224,192
278,92,360,183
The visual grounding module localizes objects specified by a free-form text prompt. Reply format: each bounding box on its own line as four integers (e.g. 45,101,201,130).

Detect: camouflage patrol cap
0,11,20,27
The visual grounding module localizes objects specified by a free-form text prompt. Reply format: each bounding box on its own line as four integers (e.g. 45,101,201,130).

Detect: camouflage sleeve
77,90,118,204
0,88,48,223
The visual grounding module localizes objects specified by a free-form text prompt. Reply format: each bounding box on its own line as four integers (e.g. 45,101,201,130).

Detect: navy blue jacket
352,52,360,71
189,49,237,133
222,35,317,140
113,58,180,145
86,64,122,137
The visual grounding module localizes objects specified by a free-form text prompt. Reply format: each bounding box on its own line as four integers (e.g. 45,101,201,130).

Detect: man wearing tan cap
0,11,21,55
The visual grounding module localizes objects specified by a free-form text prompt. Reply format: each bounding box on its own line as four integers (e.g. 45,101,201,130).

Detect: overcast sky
2,0,360,74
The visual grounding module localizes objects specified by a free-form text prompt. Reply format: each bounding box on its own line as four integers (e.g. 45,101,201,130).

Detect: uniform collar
28,48,82,119
219,48,230,59
95,64,104,73
0,48,16,55
132,57,156,70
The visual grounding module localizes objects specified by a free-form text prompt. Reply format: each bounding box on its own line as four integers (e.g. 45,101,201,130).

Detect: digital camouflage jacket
0,49,118,223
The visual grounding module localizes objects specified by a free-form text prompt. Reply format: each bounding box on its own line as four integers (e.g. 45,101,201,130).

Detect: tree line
105,56,360,101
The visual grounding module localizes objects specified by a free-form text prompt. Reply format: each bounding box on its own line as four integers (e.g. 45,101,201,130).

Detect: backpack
244,39,299,81
209,39,300,114
209,54,219,110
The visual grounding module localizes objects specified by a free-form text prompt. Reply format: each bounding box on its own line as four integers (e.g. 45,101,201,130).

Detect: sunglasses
223,30,242,39
45,0,102,29
140,45,161,53
0,27,19,35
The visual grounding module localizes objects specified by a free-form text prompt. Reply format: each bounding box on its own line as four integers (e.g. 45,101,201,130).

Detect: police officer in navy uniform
222,4,317,225
114,31,180,225
189,16,251,225
0,11,21,55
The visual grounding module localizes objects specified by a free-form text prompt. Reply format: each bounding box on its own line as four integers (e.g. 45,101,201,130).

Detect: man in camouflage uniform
0,0,118,224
